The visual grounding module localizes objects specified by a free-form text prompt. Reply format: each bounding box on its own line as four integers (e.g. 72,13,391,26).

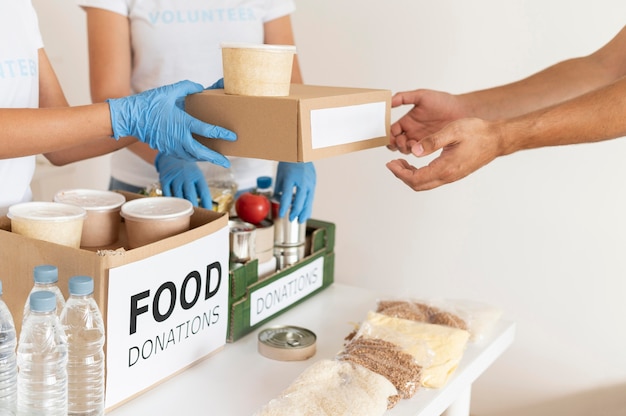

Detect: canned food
274,244,305,270
229,220,256,263
272,199,306,246
258,325,316,361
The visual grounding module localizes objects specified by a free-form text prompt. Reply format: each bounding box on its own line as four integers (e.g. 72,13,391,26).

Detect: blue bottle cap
29,291,56,313
33,265,58,284
68,276,94,296
256,176,272,189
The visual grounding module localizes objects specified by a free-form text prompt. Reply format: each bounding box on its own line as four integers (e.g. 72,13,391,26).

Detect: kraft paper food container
120,197,194,249
53,189,126,248
221,42,296,96
7,201,86,248
255,219,275,253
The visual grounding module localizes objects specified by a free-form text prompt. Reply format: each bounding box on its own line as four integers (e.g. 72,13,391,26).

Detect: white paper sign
250,256,324,326
310,101,387,149
105,227,229,409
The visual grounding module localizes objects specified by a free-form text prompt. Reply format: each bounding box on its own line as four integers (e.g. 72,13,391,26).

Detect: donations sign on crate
105,227,229,409
250,256,324,326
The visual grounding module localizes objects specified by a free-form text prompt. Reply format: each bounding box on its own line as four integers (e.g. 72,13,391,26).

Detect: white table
108,283,515,416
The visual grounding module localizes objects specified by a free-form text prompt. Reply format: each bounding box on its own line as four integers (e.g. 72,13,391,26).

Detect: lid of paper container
120,197,194,222
220,42,296,53
33,265,58,284
68,276,94,296
7,201,87,222
29,291,56,313
54,189,126,211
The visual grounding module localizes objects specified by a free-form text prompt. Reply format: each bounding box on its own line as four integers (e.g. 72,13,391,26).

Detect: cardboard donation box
186,84,391,162
0,192,229,412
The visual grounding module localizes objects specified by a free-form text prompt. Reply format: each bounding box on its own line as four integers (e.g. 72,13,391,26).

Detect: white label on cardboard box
105,227,229,409
250,256,324,326
310,101,387,149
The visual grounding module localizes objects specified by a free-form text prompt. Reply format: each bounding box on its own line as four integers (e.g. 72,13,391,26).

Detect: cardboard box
228,219,335,342
186,84,391,162
0,192,229,412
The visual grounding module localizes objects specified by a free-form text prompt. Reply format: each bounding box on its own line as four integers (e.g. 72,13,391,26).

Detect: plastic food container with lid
7,201,87,248
54,189,126,247
120,197,194,249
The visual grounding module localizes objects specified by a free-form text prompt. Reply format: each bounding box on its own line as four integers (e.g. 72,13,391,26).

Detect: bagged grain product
253,359,397,416
358,311,470,388
337,336,422,404
376,298,502,342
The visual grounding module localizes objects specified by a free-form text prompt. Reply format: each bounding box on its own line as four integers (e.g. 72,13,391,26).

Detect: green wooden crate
227,219,335,342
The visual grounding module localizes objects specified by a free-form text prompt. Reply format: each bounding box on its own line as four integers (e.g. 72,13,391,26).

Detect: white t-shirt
0,1,43,214
76,0,296,192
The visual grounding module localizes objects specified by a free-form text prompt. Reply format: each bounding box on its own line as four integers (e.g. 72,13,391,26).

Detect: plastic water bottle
17,291,68,416
0,280,17,416
60,276,105,416
255,176,273,199
23,265,65,323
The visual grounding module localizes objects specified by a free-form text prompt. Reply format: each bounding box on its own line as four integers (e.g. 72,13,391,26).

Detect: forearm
45,136,137,166
461,26,626,120
461,55,620,120
124,142,157,165
264,15,302,84
498,75,626,155
0,104,116,159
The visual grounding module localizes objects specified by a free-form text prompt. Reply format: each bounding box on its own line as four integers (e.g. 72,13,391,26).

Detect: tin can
229,220,256,263
271,199,306,246
274,244,305,270
258,325,316,361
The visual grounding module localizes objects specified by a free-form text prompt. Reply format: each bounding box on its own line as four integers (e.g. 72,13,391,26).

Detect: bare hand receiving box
186,84,391,162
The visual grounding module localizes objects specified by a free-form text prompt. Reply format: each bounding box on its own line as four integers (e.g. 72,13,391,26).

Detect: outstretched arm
390,25,626,154
1,48,234,165
388,74,626,191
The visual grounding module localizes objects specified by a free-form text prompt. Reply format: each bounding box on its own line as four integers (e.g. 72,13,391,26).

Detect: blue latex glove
274,162,316,223
107,80,235,167
208,78,224,89
155,153,212,208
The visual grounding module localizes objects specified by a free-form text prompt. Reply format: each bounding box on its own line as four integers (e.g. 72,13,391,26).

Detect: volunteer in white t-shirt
78,0,316,222
0,1,234,215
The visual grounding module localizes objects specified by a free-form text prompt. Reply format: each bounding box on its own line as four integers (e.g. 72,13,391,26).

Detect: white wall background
32,1,626,414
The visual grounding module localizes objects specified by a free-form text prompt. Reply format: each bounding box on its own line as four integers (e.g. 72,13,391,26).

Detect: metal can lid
258,325,317,361
228,219,256,234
